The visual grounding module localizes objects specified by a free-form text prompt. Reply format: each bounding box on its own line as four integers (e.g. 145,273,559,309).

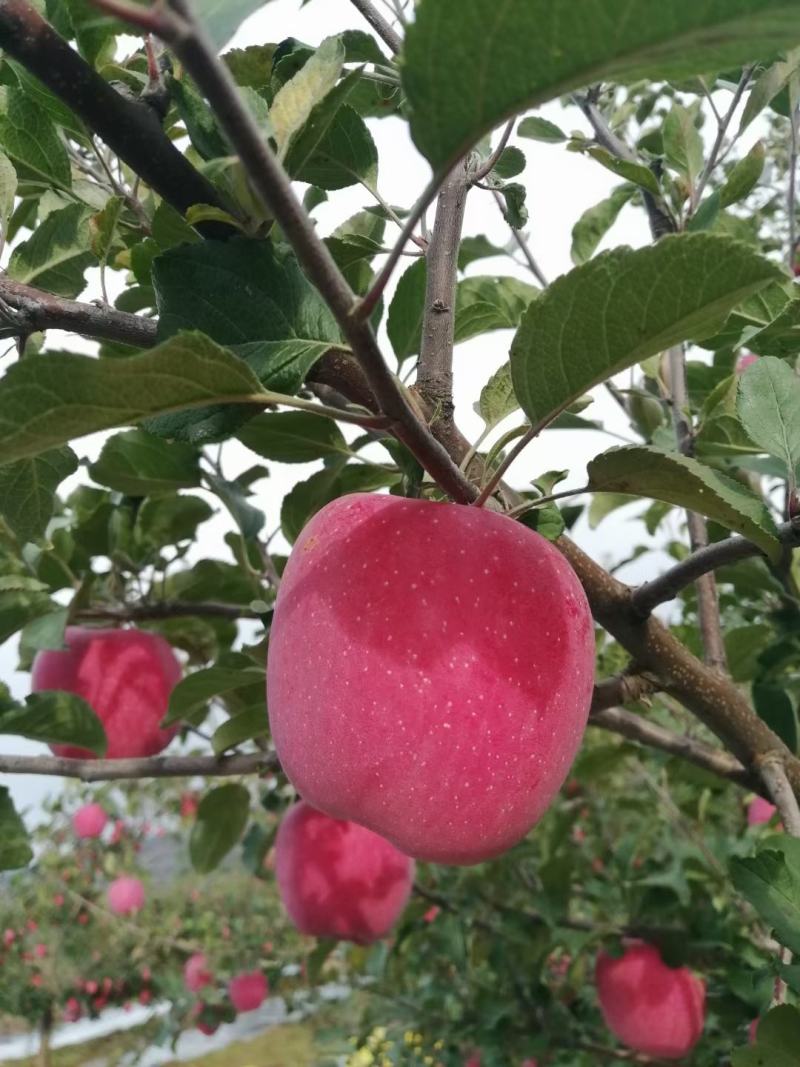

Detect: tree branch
491,189,549,286
0,751,278,782
760,756,800,837
414,158,471,430
591,673,660,712
692,67,754,211
347,0,402,55
129,0,475,505
0,277,158,348
632,520,800,616
0,1,235,240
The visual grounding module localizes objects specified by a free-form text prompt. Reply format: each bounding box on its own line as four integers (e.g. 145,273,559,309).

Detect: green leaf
135,494,213,548
586,147,661,195
150,239,340,440
495,180,528,230
387,257,427,365
0,446,77,544
271,36,345,160
0,787,32,872
737,356,800,479
89,430,201,496
281,464,402,543
204,472,265,541
0,691,106,754
517,503,566,542
291,104,378,190
211,705,268,755
733,1006,800,1067
571,185,635,265
510,234,783,431
518,115,567,143
476,363,519,429
492,146,526,180
753,683,798,753
0,150,17,237
721,140,766,207
457,235,507,270
746,300,800,358
190,783,251,874
455,276,539,343
0,333,265,464
740,50,800,132
20,607,69,654
587,446,781,560
0,87,70,190
63,0,118,66
166,663,266,726
663,103,704,182
8,203,96,299
403,0,800,170
237,411,348,463
194,0,273,49
731,841,800,955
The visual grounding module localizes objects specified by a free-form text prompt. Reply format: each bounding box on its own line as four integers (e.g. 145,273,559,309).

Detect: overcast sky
2,0,758,820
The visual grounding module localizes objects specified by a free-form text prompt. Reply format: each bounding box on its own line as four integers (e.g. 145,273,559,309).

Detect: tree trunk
37,1008,52,1067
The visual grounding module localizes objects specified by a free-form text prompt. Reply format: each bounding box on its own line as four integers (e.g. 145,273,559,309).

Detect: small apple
107,876,145,916
275,801,414,944
749,1017,759,1043
32,627,182,760
267,494,595,865
736,352,759,374
595,941,705,1060
72,803,108,839
184,952,213,992
193,1002,219,1036
748,796,778,826
228,970,267,1013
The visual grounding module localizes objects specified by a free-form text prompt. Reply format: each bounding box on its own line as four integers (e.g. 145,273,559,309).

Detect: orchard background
1,0,800,1065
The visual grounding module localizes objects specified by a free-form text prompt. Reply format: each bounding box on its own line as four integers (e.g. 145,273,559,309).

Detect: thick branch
0,278,158,348
0,1,234,239
145,0,476,505
415,158,471,428
591,673,659,712
0,751,278,781
347,0,402,55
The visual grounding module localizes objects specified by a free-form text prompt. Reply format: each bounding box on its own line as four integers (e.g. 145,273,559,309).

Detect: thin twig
347,0,402,55
473,425,538,508
788,102,800,271
472,120,515,184
490,189,549,286
666,346,728,672
692,67,754,211
0,751,278,782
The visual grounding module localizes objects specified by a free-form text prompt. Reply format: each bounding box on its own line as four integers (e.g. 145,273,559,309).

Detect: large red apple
275,801,414,944
32,627,182,759
267,494,595,864
595,942,706,1059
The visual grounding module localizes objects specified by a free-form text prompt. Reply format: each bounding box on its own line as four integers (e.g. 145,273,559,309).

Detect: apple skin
107,876,145,916
748,796,777,826
72,803,108,839
267,494,595,865
595,942,706,1060
184,953,213,992
32,627,182,760
275,801,414,944
228,971,268,1012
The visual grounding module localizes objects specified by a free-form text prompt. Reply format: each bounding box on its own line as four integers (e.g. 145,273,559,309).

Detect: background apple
183,952,213,992
268,495,595,864
32,627,182,760
275,801,414,944
228,970,267,1013
72,803,107,839
107,876,145,916
595,941,706,1059
748,796,778,826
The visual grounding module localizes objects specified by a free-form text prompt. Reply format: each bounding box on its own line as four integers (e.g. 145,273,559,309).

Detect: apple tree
0,1,800,1064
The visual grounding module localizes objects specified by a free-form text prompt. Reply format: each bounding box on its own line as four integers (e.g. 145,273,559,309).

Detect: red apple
749,1017,759,1043
192,1001,219,1036
73,803,108,839
32,627,182,759
275,801,414,944
63,997,82,1023
228,970,267,1013
184,953,213,992
595,942,705,1059
267,495,594,865
464,1054,481,1067
748,796,778,826
736,352,759,374
107,876,145,916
